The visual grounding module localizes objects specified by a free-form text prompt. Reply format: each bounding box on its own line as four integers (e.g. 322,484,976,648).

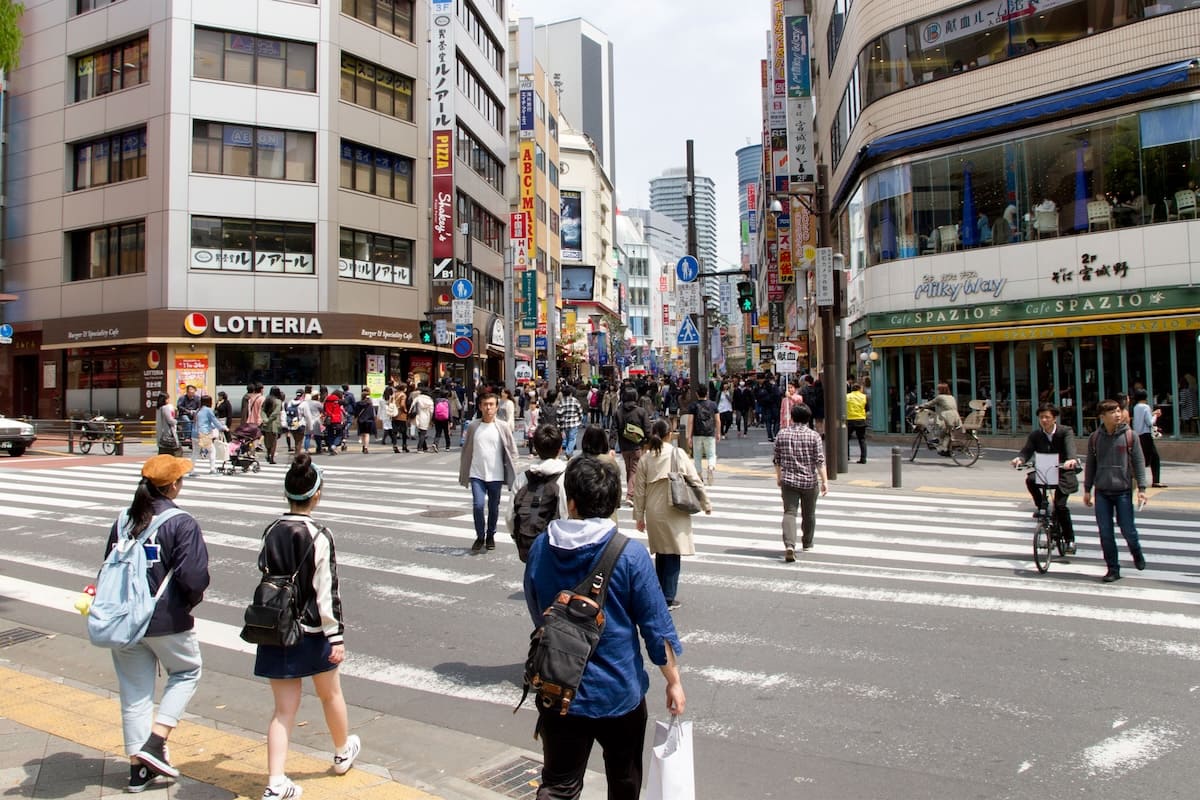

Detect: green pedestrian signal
737,281,755,313
419,320,433,344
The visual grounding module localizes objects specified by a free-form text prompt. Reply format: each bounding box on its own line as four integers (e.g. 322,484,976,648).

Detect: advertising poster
175,355,208,398
784,16,811,98
519,141,537,253
560,190,583,261
366,354,386,400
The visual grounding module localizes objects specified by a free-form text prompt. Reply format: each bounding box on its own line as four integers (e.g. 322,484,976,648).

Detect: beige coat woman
632,439,711,555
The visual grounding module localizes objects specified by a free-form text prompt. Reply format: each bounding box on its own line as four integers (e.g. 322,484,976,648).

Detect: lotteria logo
184,313,208,335
183,312,324,336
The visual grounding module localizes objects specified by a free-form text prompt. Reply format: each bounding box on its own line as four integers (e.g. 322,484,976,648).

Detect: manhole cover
468,755,541,799
0,628,49,648
420,508,463,519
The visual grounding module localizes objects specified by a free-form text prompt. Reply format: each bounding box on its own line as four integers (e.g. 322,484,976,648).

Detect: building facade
808,0,1200,439
0,0,511,420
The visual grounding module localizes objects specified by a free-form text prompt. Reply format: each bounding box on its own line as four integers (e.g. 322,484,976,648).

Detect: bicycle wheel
1053,522,1067,557
951,433,981,466
910,430,923,462
101,436,116,456
78,438,92,455
1033,522,1052,573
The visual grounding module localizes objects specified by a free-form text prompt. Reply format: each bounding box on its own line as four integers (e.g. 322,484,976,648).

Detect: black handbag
240,525,316,647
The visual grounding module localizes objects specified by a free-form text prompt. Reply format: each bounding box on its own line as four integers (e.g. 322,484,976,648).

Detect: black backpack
539,403,559,431
693,402,716,436
517,533,629,718
511,470,562,562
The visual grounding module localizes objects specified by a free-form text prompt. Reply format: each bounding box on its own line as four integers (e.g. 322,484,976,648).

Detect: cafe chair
1087,200,1114,232
937,224,959,252
1033,209,1060,238
1175,190,1198,220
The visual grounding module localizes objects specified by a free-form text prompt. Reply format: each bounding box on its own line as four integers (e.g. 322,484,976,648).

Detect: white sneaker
706,467,714,485
333,734,361,775
262,778,302,799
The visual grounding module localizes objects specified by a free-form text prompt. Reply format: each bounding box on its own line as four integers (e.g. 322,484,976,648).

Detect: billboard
519,141,537,256
560,190,583,261
560,265,595,302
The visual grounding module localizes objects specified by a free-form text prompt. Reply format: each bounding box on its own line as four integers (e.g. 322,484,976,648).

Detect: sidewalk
0,622,600,800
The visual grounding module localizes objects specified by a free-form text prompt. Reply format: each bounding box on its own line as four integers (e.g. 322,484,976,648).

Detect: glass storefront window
65,347,146,418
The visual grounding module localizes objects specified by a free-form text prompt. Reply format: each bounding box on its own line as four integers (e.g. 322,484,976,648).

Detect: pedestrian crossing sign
676,316,701,347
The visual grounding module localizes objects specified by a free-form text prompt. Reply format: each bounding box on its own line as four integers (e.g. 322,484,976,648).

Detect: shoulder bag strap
574,532,629,609
258,519,317,581
132,507,187,600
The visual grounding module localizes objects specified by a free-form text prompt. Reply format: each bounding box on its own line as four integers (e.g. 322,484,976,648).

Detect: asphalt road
0,435,1197,799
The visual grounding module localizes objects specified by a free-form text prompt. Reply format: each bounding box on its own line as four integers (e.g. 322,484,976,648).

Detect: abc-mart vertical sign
431,0,456,263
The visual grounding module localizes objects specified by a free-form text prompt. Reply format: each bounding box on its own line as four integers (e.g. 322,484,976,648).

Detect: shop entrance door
12,356,37,417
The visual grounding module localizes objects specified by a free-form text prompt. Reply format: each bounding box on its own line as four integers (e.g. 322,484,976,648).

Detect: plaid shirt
557,395,584,430
773,422,825,489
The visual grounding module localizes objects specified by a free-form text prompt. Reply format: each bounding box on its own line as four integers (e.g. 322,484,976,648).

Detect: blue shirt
524,521,681,718
195,406,225,436
1131,402,1154,435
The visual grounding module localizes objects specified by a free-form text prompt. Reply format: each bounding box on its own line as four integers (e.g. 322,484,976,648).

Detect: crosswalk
1,458,1198,774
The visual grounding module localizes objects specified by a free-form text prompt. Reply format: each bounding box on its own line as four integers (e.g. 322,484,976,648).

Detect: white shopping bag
645,718,694,800
212,439,229,462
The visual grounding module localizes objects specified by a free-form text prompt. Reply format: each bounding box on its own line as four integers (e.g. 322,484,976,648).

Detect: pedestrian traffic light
419,320,433,344
737,281,755,313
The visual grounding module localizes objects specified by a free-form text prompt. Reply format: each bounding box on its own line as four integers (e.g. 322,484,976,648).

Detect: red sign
747,183,757,213
510,212,527,241
432,129,454,260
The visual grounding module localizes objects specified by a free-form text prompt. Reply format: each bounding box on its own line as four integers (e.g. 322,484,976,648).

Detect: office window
76,0,123,11
193,28,316,92
454,124,504,193
190,216,315,273
75,36,149,101
456,0,504,75
69,221,145,281
456,193,504,252
339,53,414,121
550,210,559,235
340,0,414,41
74,128,147,190
454,56,503,133
338,228,414,285
192,121,315,181
339,140,414,202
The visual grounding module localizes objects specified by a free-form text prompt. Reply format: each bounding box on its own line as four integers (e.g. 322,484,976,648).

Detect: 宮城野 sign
183,312,325,336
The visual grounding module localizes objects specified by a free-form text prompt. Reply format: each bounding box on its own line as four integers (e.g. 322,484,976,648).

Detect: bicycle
909,408,981,466
1019,462,1080,573
78,416,117,456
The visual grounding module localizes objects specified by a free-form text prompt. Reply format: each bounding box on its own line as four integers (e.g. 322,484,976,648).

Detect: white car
0,414,36,457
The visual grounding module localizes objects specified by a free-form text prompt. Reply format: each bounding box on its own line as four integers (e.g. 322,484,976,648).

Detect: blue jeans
111,630,202,755
563,425,580,455
470,478,504,541
765,414,780,440
655,554,681,603
1093,489,1143,573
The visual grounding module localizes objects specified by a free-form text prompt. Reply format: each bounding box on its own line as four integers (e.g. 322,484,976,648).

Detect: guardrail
19,419,145,456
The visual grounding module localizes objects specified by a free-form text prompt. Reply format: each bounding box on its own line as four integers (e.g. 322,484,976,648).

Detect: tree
0,1,24,74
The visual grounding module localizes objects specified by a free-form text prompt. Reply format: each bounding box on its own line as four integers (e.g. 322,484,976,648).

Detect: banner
519,141,536,257
787,96,816,185
430,1,455,261
519,79,534,139
560,190,583,261
510,211,529,271
772,0,786,97
778,226,794,285
432,129,454,260
784,16,811,98
521,270,538,328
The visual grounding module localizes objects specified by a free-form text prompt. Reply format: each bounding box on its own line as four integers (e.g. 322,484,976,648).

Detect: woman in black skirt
354,387,377,454
255,453,360,799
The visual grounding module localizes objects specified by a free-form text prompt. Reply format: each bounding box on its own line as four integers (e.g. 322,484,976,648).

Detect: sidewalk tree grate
0,627,49,648
468,755,541,799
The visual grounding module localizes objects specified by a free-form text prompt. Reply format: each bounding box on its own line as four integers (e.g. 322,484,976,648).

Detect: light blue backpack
87,508,187,649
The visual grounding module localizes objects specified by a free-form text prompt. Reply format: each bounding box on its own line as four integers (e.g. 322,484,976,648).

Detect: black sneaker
127,763,163,793
1102,571,1121,583
470,538,484,553
134,737,179,778
1134,553,1146,571
485,537,496,551
1065,541,1077,555
666,600,682,611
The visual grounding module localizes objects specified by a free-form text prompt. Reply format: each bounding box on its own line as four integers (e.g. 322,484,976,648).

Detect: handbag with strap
240,522,317,648
667,447,703,515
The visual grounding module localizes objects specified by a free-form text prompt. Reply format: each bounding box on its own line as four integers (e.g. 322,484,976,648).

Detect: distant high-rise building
650,169,719,311
624,208,685,270
534,18,616,185
735,144,763,268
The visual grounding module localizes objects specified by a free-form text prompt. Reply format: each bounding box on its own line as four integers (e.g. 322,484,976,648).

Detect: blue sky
514,0,768,268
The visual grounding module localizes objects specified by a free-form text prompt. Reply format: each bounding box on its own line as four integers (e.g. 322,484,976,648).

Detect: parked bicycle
78,416,118,455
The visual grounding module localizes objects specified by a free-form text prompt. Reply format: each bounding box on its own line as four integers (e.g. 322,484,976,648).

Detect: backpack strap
573,531,628,610
121,507,188,600
260,518,318,582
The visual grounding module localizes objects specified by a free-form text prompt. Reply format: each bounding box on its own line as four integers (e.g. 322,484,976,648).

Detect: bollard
114,422,124,456
891,446,902,488
68,421,75,454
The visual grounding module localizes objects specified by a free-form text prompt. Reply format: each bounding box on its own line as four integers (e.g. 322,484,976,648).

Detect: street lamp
857,348,879,381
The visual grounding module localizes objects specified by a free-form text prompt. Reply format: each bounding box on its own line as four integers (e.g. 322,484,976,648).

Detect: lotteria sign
183,312,324,336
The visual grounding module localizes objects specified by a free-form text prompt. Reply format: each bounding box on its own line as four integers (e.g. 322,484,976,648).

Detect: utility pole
816,164,843,479
685,139,704,382
546,262,558,386
503,244,515,388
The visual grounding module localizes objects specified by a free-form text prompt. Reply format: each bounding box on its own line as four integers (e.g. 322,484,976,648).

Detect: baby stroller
221,422,262,474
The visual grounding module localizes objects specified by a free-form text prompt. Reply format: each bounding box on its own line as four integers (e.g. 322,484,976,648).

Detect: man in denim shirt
524,457,685,799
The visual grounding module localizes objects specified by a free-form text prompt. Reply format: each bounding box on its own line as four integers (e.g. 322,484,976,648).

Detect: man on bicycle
1010,403,1079,554
920,383,961,455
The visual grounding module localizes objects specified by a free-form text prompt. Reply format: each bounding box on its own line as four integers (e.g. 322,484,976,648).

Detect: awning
833,59,1198,211
871,313,1200,348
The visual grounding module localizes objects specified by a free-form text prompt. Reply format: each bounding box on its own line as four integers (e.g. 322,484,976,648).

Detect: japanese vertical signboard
511,212,528,271
518,79,535,139
521,270,538,329
519,141,536,261
784,16,811,97
792,197,817,278
430,1,455,262
785,16,815,185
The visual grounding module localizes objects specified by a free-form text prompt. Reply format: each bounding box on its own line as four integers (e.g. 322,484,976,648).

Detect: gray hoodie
1084,422,1147,494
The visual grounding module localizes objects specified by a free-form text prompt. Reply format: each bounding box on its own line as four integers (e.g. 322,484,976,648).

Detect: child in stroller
220,422,262,473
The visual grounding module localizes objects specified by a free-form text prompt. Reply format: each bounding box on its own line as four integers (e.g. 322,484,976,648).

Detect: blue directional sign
0,323,12,338
675,255,699,283
676,316,701,346
451,278,474,300
455,324,472,338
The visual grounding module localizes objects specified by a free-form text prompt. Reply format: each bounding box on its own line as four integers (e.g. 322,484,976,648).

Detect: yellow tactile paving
0,666,441,800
